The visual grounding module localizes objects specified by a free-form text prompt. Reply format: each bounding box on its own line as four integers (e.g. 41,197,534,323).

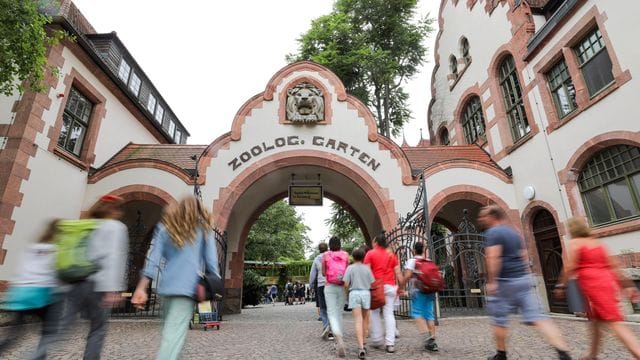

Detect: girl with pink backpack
322,236,349,357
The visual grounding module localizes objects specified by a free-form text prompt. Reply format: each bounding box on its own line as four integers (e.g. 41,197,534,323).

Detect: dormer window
154,105,164,123
168,120,176,137
128,73,141,96
175,129,182,144
147,94,157,113
117,60,131,82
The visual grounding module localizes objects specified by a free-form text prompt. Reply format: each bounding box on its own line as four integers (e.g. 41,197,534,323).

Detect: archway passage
532,209,568,313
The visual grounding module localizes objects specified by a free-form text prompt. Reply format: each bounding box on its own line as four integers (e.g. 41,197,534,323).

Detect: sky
72,0,440,251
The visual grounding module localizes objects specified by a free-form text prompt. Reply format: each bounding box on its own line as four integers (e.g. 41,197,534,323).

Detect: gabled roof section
99,143,207,176
403,145,508,176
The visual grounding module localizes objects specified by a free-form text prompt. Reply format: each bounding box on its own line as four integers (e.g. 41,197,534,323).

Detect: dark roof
100,143,207,176
403,145,507,175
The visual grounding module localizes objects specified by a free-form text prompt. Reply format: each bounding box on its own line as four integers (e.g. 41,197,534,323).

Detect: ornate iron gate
386,175,486,318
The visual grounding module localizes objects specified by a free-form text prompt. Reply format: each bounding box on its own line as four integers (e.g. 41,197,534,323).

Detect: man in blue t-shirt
479,205,571,360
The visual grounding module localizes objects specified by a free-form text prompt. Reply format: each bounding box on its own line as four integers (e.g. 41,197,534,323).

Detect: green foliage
288,0,434,137
245,200,311,262
0,0,66,96
242,269,266,307
324,203,366,254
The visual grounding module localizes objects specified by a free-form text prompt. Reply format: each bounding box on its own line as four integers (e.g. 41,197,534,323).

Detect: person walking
269,284,278,305
343,247,374,359
0,220,61,357
364,233,403,353
555,217,640,359
131,196,220,360
34,194,129,360
402,241,438,352
309,242,331,338
479,205,571,360
322,236,350,357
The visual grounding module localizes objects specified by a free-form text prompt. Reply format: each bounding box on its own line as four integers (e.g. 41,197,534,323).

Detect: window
154,104,164,123
168,120,176,137
128,73,141,96
449,55,458,79
57,87,93,156
499,55,530,142
462,96,486,144
578,145,640,226
117,60,131,82
174,129,182,144
147,94,157,113
461,37,470,64
546,59,577,118
440,128,450,146
573,27,614,97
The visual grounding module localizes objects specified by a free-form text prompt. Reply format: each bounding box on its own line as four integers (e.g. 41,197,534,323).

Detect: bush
242,269,265,307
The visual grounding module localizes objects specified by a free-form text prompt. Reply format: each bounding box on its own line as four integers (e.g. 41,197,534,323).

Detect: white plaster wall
201,69,419,219
600,231,640,255
427,167,518,208
0,90,20,125
430,2,513,136
52,48,160,167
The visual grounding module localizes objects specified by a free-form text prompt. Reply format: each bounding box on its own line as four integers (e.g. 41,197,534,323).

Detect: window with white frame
117,60,131,82
546,59,577,118
174,129,181,144
168,120,176,137
154,104,164,123
147,94,157,113
128,72,141,96
579,145,640,226
57,87,93,156
499,55,530,142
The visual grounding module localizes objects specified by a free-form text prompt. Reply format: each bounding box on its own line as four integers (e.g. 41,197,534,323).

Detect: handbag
370,278,385,310
195,232,224,302
566,279,586,314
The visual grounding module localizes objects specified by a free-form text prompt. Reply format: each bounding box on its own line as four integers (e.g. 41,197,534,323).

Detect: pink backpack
323,250,348,285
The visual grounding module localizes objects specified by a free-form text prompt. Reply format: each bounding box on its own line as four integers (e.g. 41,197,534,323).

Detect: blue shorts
348,290,371,309
411,291,435,320
487,274,546,327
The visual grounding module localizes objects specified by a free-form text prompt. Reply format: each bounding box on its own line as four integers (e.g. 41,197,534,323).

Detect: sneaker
385,345,395,353
321,326,330,340
425,337,438,352
488,353,507,360
327,333,335,341
358,348,366,359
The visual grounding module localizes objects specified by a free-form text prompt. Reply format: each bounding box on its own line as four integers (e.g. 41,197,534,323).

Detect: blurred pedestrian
0,220,61,356
322,236,349,357
269,284,278,305
132,196,220,360
343,247,374,359
402,241,438,352
310,242,331,337
555,217,640,359
364,233,403,353
35,194,129,360
479,205,571,360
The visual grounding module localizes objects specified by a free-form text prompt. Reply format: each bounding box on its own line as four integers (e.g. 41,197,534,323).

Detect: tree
245,200,311,262
325,203,365,254
0,0,66,96
288,0,434,137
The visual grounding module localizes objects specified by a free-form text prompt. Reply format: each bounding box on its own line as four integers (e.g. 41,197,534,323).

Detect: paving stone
2,302,640,359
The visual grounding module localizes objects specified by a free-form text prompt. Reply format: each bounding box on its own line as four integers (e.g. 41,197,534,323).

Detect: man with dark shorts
309,242,332,339
479,205,572,360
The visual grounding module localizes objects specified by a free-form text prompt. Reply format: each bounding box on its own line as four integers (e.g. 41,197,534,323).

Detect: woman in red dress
556,217,640,359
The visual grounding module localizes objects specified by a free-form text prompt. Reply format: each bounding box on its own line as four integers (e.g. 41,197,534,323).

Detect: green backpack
54,219,101,283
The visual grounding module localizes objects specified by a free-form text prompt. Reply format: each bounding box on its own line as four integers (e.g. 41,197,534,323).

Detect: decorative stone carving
286,83,324,123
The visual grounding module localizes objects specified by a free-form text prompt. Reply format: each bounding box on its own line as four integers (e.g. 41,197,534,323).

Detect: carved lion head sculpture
286,83,324,122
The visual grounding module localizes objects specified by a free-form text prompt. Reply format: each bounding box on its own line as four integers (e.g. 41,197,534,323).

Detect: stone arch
520,200,566,274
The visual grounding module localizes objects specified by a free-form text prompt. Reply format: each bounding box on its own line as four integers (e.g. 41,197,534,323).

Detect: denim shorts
348,289,371,309
487,274,546,327
411,291,435,320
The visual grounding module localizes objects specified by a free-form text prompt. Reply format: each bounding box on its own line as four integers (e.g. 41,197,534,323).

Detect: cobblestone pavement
3,302,640,359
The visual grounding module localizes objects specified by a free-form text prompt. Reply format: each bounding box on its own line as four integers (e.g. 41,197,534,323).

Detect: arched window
462,96,485,144
578,144,640,225
498,55,530,142
449,55,458,79
439,128,450,145
460,37,470,64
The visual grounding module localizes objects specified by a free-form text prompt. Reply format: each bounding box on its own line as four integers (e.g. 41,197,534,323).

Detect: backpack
54,219,101,283
414,258,444,293
323,250,348,285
